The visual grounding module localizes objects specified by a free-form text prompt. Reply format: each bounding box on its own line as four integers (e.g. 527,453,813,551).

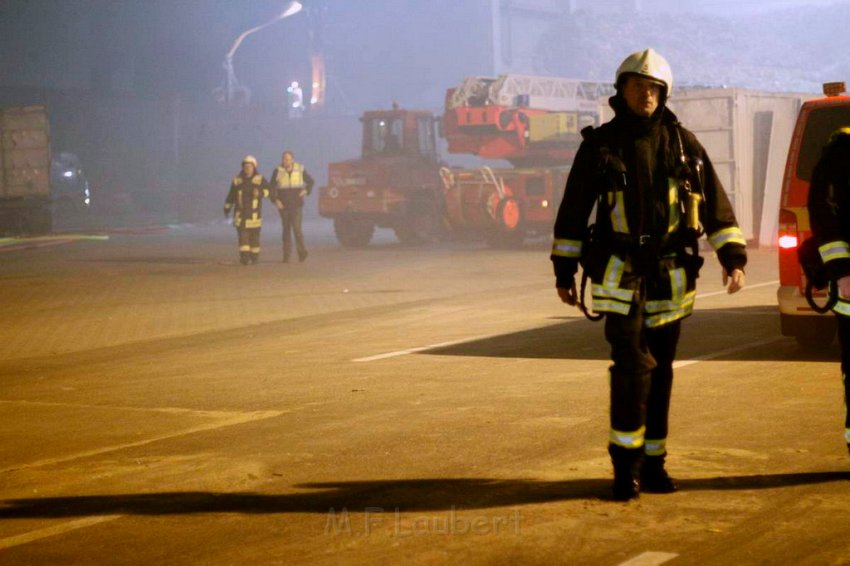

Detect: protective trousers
237,228,261,264
278,205,307,261
836,314,850,442
604,282,681,458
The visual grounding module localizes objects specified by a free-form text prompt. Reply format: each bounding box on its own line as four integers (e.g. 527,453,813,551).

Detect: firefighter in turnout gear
224,155,271,265
271,150,315,262
551,49,747,501
806,127,850,455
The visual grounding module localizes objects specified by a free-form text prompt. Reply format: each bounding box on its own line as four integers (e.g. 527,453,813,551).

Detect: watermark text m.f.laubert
325,507,523,537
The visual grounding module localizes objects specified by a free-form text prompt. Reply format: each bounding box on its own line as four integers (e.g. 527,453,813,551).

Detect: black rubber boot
640,455,678,493
239,252,250,265
609,445,642,501
250,253,259,264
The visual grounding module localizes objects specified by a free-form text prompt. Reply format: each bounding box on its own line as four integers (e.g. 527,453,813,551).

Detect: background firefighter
224,155,271,265
806,127,850,455
550,49,747,501
271,150,315,263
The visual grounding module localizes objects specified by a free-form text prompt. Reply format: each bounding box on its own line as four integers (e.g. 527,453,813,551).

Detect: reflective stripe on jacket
273,163,306,190
551,105,746,327
225,174,269,229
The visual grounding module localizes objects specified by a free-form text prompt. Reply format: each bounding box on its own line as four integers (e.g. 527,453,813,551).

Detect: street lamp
214,1,304,106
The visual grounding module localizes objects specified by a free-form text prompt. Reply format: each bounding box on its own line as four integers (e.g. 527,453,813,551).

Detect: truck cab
778,82,850,347
319,108,444,247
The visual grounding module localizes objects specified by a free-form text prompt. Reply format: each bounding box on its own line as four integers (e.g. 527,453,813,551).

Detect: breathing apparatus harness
576,122,706,321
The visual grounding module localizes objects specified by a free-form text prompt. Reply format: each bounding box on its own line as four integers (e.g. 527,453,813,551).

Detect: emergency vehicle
777,82,850,347
318,107,445,247
318,75,612,247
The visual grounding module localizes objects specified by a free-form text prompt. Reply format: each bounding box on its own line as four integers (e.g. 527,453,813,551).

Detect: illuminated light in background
778,234,798,249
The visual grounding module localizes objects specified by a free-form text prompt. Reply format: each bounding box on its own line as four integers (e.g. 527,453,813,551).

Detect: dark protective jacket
224,172,270,229
270,163,315,208
551,97,747,327
807,130,850,316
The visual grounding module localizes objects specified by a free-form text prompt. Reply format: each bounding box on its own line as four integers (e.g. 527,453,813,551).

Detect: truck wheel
485,197,524,248
334,215,374,248
393,194,442,245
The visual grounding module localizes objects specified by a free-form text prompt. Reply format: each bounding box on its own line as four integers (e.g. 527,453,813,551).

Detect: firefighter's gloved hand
276,200,284,210
223,208,229,218
557,281,578,306
722,268,745,294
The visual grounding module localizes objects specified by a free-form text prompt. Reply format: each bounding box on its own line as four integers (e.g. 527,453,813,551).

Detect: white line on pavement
354,279,780,363
673,336,784,369
617,551,679,566
353,333,515,362
0,515,123,551
696,279,778,299
0,410,284,473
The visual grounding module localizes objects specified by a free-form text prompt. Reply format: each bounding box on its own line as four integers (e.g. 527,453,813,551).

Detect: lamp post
215,1,303,106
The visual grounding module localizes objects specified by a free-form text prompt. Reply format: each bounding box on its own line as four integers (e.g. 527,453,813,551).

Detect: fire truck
318,75,612,247
777,81,850,348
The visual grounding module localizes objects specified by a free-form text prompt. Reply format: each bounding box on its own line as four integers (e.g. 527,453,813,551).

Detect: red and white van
778,82,850,347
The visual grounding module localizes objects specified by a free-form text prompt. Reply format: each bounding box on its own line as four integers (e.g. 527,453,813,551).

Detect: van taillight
778,209,799,249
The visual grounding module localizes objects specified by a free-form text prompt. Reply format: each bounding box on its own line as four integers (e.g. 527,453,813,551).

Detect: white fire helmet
615,48,674,98
242,155,258,168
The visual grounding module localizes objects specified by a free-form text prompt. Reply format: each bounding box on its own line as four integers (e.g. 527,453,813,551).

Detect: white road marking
617,551,679,566
0,515,123,551
0,410,284,473
355,279,780,363
696,279,778,299
353,333,511,362
673,336,784,369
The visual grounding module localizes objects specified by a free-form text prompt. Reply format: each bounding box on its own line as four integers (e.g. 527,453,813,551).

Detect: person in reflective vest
550,48,747,501
807,127,850,454
224,155,270,265
271,150,315,263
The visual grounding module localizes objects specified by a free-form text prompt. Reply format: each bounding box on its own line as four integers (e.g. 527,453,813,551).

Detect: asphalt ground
0,217,848,565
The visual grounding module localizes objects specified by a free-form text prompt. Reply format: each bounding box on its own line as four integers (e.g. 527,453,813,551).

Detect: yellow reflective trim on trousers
244,219,262,229
610,192,629,234
819,240,850,263
667,178,680,234
552,238,582,258
250,247,260,253
592,298,632,315
645,438,667,456
610,426,645,449
708,227,746,250
239,245,251,251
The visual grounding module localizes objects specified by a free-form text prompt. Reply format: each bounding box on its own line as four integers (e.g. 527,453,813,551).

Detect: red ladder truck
318,75,612,247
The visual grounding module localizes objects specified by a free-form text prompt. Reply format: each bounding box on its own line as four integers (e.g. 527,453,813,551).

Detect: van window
797,106,850,181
